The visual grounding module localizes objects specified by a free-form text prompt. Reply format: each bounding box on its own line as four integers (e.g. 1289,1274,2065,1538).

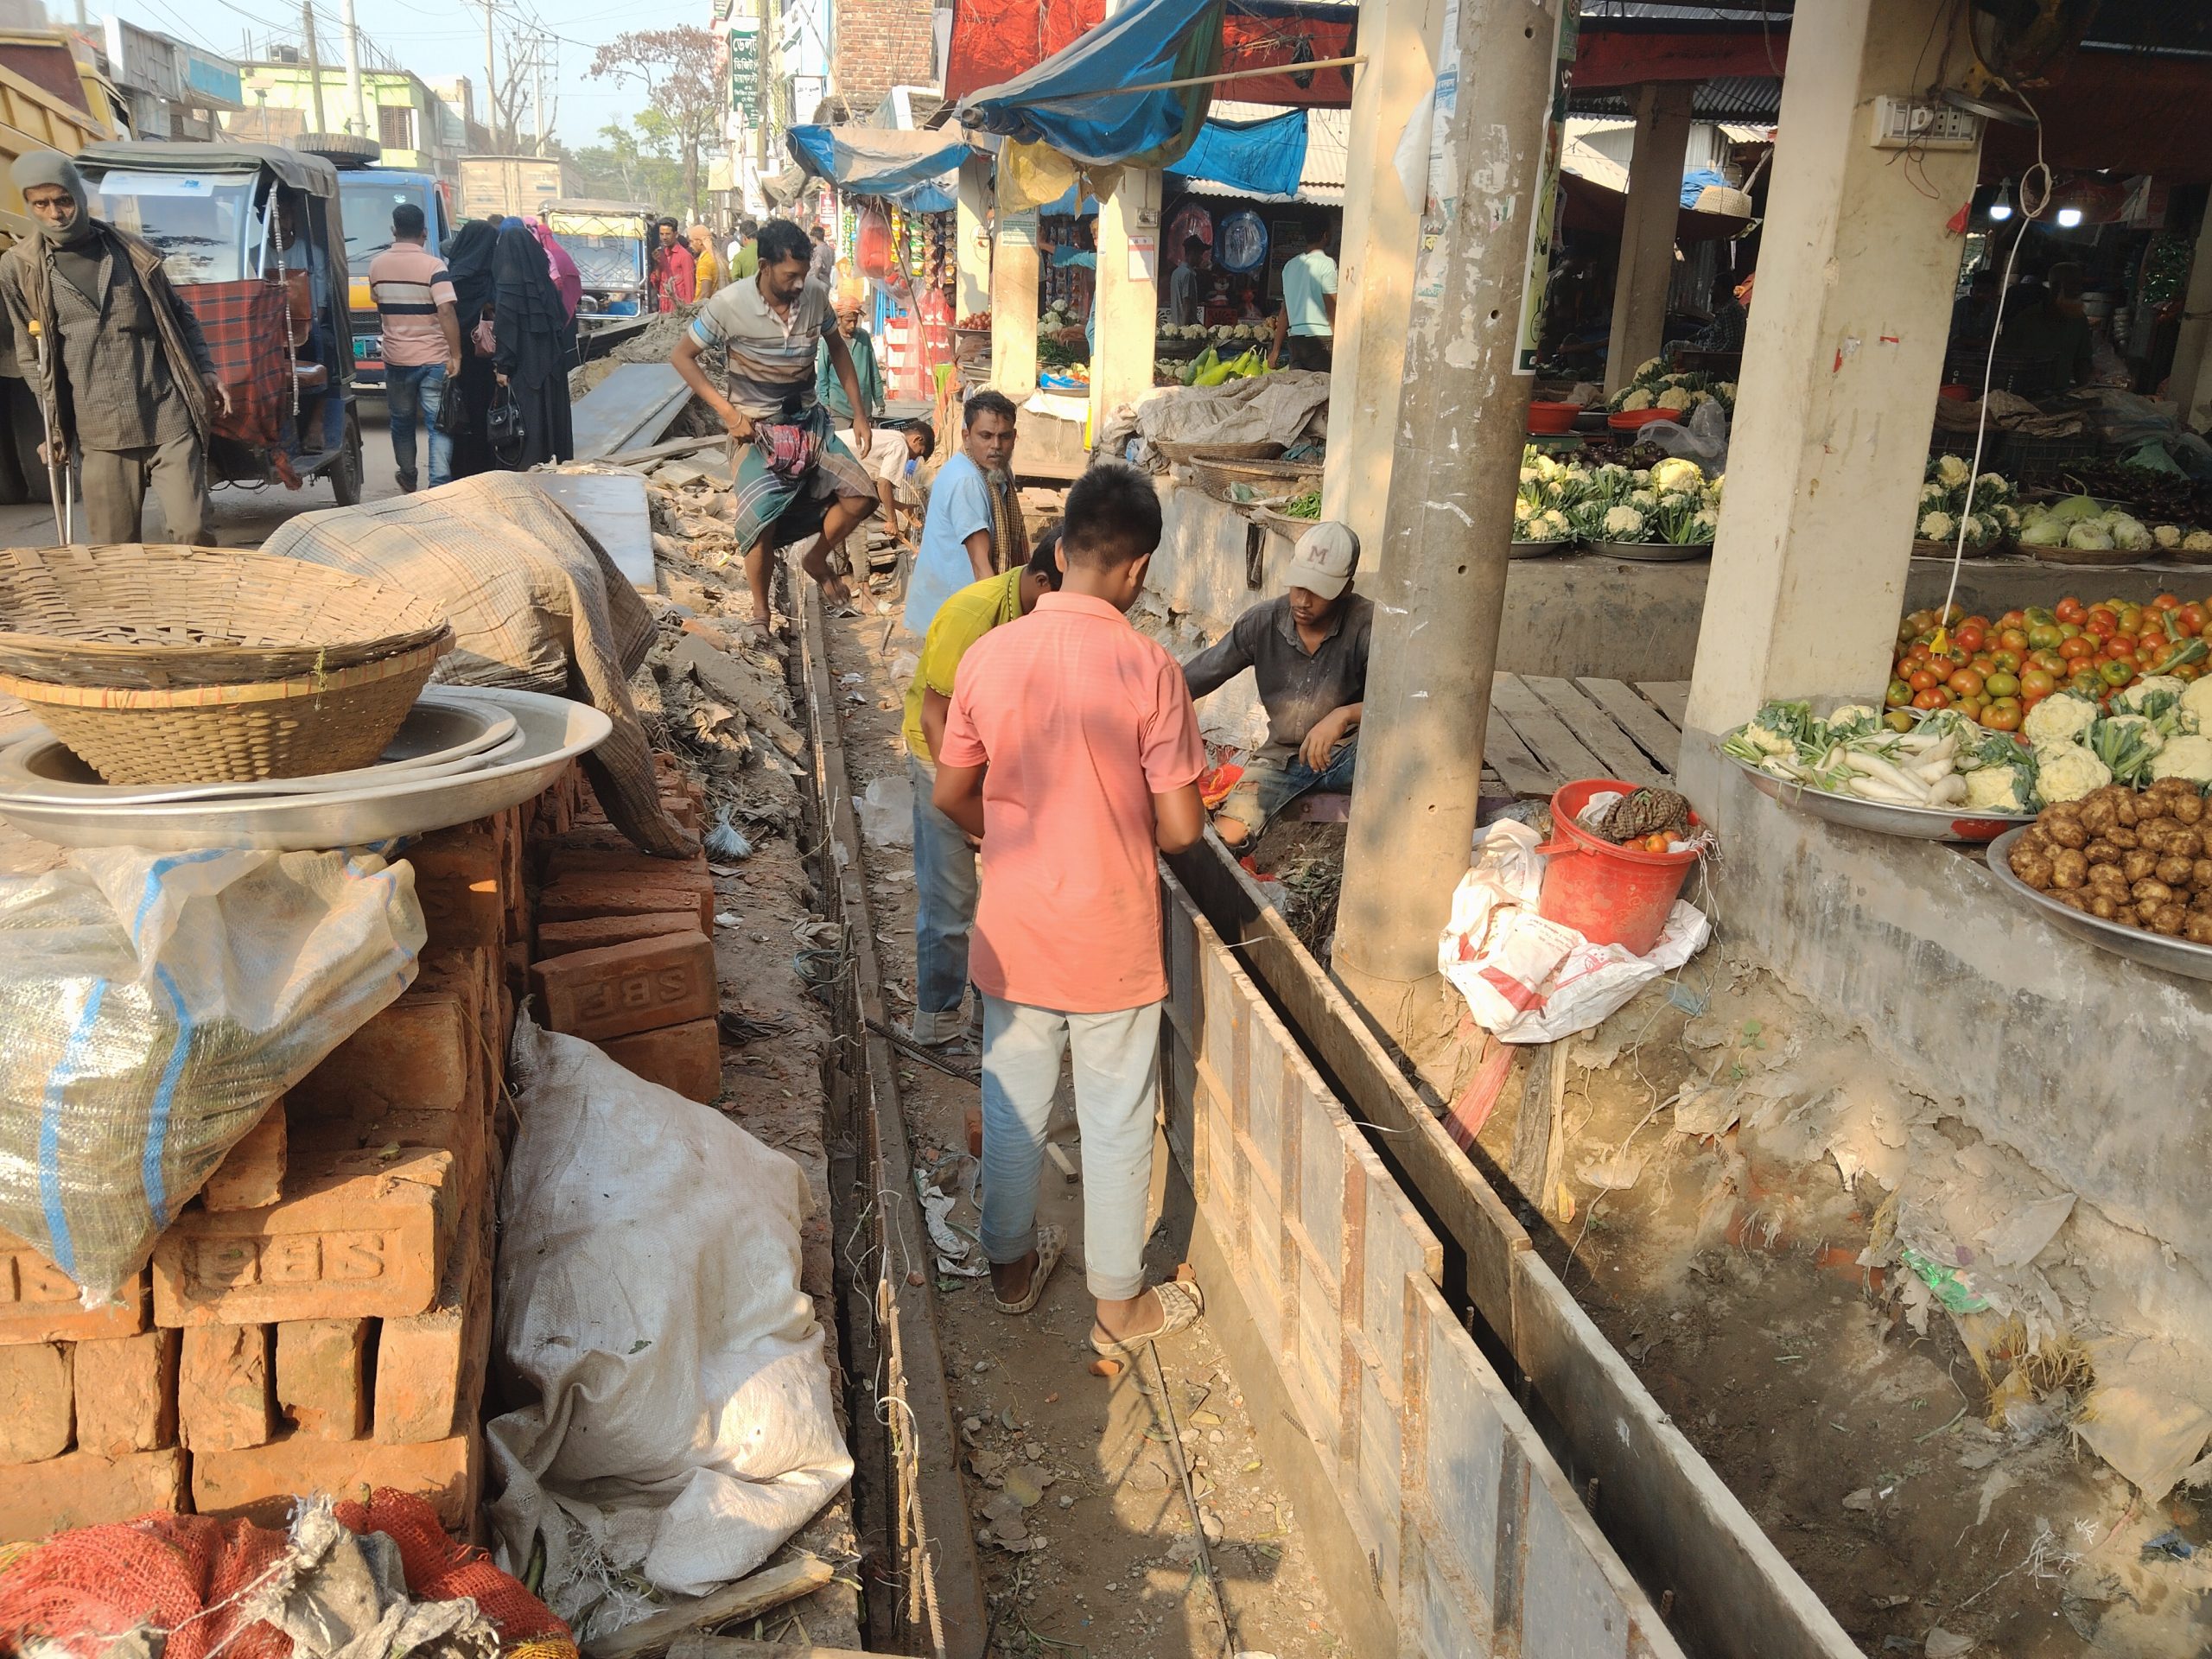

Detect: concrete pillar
1603,81,1695,397
990,205,1039,397
1682,0,1984,737
1318,0,1446,553
2164,203,2212,429
956,155,991,321
1090,165,1162,439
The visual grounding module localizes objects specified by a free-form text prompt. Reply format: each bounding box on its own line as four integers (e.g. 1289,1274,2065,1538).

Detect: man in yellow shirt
903,529,1062,1047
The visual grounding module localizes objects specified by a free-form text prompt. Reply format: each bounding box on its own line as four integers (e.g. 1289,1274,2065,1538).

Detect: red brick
531,931,715,1043
153,1149,458,1327
286,1098,489,1226
542,839,709,883
0,1447,184,1541
179,1324,273,1451
0,1343,73,1461
276,1319,370,1440
537,870,714,934
73,1329,179,1456
0,1230,147,1344
191,1427,480,1530
374,1198,490,1445
599,1018,721,1103
203,1098,287,1211
536,911,699,956
407,822,506,950
291,988,479,1122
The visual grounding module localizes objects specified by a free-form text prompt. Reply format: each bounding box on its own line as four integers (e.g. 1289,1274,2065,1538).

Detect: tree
588,27,722,221
570,120,683,208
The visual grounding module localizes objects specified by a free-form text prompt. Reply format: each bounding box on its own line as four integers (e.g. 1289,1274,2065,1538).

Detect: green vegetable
1282,489,1321,520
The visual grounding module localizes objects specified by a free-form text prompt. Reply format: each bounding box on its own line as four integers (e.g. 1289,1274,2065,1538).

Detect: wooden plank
1522,675,1668,789
584,1554,833,1659
1482,704,1558,798
1638,680,1692,726
1489,674,1614,786
1576,677,1684,775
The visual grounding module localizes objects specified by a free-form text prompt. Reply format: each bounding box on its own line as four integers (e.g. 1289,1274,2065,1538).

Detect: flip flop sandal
1090,1279,1205,1358
993,1224,1065,1317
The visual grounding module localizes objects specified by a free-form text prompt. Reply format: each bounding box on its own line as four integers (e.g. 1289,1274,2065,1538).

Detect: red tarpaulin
945,0,1104,103
945,0,1355,109
1217,7,1357,108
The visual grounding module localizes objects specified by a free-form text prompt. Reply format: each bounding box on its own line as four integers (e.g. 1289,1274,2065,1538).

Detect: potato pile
2009,781,2212,944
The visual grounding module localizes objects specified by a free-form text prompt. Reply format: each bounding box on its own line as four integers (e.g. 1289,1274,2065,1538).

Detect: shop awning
785,125,975,200
957,0,1227,168
1167,106,1306,200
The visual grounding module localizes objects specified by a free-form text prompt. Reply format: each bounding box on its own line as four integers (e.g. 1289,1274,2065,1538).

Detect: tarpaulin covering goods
785,124,974,201
946,0,1353,107
1169,106,1308,200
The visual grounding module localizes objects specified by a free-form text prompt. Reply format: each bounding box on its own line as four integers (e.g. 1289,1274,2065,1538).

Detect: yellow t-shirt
903,569,1025,762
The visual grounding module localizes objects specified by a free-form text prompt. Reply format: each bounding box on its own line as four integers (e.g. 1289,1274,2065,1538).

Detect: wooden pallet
1484,674,1688,799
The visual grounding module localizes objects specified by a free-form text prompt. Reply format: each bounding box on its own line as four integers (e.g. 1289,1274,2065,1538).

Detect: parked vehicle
457,154,569,223
76,140,365,504
543,199,654,333
313,145,454,396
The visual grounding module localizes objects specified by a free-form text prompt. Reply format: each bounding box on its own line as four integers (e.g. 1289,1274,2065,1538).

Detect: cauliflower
1655,386,1693,411
1708,473,1725,504
1629,488,1658,508
1540,508,1570,537
1996,503,2021,530
1650,457,1703,493
1918,511,1955,542
2065,522,2114,551
1634,357,1662,380
2034,745,2113,804
1974,472,2011,498
2148,734,2212,785
2185,530,2212,552
1618,389,1652,412
1603,505,1646,538
1965,766,2033,813
2180,677,2212,734
1693,506,1719,530
2154,524,2183,550
2114,674,2187,717
1935,454,1971,488
1824,705,1881,737
2022,690,2099,751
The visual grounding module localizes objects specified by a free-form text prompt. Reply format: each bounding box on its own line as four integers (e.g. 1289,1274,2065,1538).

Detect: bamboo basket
1154,438,1285,467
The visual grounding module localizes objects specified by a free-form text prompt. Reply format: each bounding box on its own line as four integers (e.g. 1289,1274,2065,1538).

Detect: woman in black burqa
442,219,499,478
491,222,575,467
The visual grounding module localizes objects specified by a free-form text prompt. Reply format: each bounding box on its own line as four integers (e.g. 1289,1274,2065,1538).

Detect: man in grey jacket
0,153,229,543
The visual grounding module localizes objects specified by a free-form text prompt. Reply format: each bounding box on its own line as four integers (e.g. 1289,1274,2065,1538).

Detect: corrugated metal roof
1568,74,1783,122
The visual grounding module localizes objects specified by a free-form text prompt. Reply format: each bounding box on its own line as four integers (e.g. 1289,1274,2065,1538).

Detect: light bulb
2055,206,2083,227
1987,200,2013,221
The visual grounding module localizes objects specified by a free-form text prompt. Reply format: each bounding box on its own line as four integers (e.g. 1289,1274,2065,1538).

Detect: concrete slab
572,363,692,460
531,473,654,589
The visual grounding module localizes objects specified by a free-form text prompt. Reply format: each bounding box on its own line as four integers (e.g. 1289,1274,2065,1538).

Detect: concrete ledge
1677,729,2212,1333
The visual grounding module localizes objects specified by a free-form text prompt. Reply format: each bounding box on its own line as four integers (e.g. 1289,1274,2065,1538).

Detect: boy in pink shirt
933,461,1208,1356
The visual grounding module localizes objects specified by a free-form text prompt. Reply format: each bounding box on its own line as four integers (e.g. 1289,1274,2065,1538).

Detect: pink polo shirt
938,591,1205,1013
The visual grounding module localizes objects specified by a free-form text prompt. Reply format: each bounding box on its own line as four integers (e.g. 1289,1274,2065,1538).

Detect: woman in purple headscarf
527,217,583,321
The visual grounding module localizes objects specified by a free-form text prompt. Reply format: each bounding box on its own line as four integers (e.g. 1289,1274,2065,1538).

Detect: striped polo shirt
689,273,833,419
365,240,456,367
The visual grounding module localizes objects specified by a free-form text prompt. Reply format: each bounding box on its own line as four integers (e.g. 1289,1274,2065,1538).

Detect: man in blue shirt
1270,224,1338,372
904,391,1021,638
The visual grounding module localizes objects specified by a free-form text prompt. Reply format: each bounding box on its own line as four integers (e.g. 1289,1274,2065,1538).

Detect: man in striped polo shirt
672,217,877,632
366,203,460,492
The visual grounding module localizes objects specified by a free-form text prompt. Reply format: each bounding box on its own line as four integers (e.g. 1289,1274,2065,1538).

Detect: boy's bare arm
1153,783,1204,854
934,760,988,838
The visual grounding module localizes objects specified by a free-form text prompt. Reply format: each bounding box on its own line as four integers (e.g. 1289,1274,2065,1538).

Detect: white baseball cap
1285,521,1358,599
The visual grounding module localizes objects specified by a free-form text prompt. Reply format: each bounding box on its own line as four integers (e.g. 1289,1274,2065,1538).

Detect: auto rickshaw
72,140,365,503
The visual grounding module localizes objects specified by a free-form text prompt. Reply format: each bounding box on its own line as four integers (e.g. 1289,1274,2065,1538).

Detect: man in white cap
1181,520,1369,847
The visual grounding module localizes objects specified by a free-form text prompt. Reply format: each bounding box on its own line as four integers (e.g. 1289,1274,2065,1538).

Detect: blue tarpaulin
957,0,1227,168
786,125,972,201
1168,109,1308,199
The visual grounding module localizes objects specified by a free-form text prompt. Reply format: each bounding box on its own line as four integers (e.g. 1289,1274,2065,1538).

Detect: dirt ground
815,556,1355,1658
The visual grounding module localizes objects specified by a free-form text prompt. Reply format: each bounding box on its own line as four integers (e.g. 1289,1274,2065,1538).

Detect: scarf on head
10,152,94,246
526,218,582,320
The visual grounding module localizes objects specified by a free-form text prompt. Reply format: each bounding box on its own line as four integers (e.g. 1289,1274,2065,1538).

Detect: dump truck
457,154,570,223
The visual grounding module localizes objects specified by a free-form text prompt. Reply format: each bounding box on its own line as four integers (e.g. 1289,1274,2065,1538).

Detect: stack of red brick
525,757,723,1105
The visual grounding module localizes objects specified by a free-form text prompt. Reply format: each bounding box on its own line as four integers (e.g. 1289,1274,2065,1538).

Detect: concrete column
1603,81,1695,397
956,155,992,321
1682,0,1983,737
1090,166,1162,439
990,205,1039,397
1318,0,1446,553
2164,203,2212,429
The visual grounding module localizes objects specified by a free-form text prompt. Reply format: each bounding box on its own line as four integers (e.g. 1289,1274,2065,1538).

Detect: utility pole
339,0,366,138
301,0,327,137
1332,0,1562,1064
482,0,499,149
532,44,545,156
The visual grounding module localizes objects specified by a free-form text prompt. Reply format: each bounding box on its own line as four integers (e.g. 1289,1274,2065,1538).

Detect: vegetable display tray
1589,539,1711,563
1986,827,2212,982
1731,756,2031,842
1510,539,1582,560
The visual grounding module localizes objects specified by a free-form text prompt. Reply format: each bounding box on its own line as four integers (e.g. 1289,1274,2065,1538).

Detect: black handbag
486,385,524,463
434,378,468,438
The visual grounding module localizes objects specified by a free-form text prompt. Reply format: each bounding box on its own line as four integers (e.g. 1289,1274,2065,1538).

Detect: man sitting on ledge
1181,520,1369,848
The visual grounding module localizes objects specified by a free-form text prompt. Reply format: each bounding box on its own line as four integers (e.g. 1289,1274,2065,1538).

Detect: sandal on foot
1090,1279,1205,1357
993,1224,1065,1316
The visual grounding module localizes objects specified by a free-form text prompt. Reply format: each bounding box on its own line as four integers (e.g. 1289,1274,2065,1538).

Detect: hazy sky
98,0,704,142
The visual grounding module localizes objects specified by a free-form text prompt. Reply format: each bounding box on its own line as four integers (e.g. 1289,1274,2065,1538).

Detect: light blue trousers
978,994,1162,1300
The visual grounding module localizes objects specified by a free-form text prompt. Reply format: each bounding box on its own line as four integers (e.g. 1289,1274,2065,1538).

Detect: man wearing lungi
672,217,877,632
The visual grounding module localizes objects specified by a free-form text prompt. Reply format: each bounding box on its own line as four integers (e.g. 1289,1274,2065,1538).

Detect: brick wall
832,0,938,117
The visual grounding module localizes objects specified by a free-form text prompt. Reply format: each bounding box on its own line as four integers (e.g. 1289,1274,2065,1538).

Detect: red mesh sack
334,1490,570,1646
0,1515,291,1659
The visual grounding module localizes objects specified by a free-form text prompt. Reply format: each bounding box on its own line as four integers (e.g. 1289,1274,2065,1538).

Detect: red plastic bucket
1535,778,1700,957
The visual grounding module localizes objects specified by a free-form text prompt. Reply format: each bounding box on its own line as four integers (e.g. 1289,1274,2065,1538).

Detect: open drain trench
792,573,1857,1658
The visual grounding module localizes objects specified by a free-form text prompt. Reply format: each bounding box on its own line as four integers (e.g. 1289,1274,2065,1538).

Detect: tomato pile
1891,593,2212,734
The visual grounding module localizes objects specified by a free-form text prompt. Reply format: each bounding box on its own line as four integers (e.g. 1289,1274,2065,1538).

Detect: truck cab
332,158,453,395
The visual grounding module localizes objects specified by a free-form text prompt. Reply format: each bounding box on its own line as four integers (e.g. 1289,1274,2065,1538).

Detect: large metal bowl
1986,826,2212,982
0,687,609,851
1731,756,2032,842
1588,538,1712,563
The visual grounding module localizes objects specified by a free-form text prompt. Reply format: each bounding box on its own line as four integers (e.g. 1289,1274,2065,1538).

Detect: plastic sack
0,848,424,1302
487,1018,851,1635
1637,397,1732,476
1439,821,1708,1043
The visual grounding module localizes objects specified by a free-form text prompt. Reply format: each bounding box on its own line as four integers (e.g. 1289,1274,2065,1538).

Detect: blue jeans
910,753,978,1024
386,362,451,489
979,995,1163,1300
1217,735,1358,836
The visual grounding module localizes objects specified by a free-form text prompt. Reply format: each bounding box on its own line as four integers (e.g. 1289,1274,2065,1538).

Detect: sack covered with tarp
0,847,424,1302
